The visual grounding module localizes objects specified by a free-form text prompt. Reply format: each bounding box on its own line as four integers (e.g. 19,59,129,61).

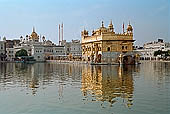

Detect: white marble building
70,40,82,57
6,48,15,61
0,40,6,61
135,39,170,60
61,39,82,57
32,44,65,61
6,28,65,61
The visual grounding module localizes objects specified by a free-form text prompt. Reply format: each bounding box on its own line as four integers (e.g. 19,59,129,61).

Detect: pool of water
0,62,169,114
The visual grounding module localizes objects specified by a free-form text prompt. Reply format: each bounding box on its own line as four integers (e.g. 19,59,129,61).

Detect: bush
15,49,28,57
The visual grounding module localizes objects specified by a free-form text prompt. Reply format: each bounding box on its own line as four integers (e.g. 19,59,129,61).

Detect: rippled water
0,62,169,114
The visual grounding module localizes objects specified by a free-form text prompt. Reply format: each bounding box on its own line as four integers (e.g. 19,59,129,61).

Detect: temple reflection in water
81,65,139,107
0,63,139,107
0,63,82,95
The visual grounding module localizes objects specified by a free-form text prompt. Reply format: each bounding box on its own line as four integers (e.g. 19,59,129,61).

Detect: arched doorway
123,56,128,64
98,54,102,63
123,55,135,64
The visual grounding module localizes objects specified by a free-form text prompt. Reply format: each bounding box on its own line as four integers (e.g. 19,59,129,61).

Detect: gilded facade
81,21,139,64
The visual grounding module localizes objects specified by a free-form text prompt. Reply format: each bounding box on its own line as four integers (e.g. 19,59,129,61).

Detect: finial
101,21,104,27
123,22,125,33
92,29,94,33
129,21,130,25
61,22,63,27
110,20,112,25
33,26,35,32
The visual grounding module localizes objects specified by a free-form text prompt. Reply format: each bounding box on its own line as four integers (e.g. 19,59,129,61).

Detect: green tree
168,50,170,56
154,50,162,56
15,49,28,57
154,50,170,57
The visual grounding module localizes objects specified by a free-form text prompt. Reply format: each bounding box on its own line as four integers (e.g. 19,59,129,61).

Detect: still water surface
0,62,169,114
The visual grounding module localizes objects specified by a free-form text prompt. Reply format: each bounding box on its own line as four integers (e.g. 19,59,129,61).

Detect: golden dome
31,32,38,38
100,21,107,29
30,27,39,39
108,20,113,28
127,24,133,31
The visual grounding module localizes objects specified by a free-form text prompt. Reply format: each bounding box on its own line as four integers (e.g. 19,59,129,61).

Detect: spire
61,22,63,41
110,20,112,25
59,24,60,45
123,22,125,33
108,20,114,32
101,21,104,27
108,20,113,28
33,26,35,32
40,34,41,42
127,21,133,33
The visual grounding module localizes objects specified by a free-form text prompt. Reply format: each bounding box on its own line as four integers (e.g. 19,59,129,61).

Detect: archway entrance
123,56,128,64
123,55,135,64
98,54,102,63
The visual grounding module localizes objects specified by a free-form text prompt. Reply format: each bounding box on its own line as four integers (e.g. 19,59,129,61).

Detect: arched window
107,47,110,51
122,46,124,50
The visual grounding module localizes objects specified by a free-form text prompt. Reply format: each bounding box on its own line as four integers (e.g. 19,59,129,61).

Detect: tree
154,50,170,58
154,50,162,56
168,50,170,56
15,49,28,57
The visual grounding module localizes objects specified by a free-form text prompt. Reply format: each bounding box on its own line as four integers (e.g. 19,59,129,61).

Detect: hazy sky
0,0,169,45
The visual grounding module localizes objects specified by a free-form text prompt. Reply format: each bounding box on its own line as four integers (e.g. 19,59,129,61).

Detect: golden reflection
29,75,39,95
81,65,139,107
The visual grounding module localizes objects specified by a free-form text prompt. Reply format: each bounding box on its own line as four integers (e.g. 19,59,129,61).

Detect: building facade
70,40,82,57
0,40,6,61
32,45,65,61
5,39,20,48
135,39,170,60
81,21,139,64
6,28,65,61
61,39,82,58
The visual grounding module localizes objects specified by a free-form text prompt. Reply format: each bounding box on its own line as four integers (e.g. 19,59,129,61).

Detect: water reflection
81,65,140,108
0,63,82,95
0,63,140,107
0,62,169,113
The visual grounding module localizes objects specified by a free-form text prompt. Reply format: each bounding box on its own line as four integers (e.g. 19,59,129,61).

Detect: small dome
108,20,113,28
99,21,107,31
46,40,52,43
31,32,38,38
108,23,113,28
30,27,39,39
127,24,133,31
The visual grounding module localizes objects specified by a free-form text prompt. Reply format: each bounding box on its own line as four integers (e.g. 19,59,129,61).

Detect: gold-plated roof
30,27,39,39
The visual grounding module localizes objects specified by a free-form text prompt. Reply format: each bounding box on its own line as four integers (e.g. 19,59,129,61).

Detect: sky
0,0,169,45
